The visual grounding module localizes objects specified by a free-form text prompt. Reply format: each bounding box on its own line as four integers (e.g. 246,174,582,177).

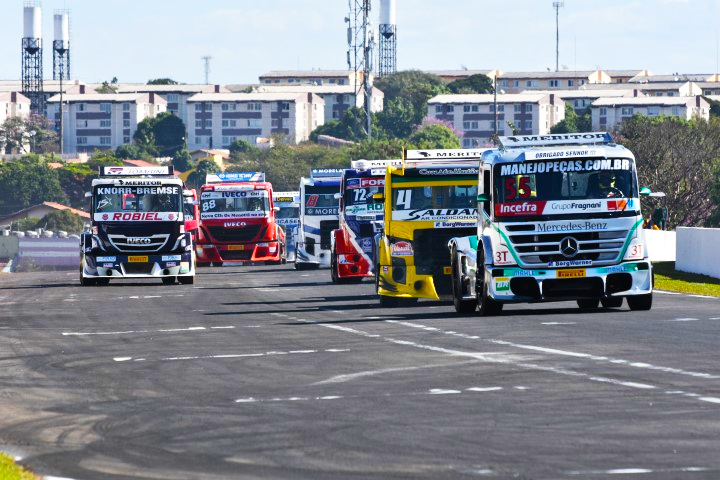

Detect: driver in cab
589,171,624,198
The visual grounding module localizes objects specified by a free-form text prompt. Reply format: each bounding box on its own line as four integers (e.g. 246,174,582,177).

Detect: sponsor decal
113,179,162,187
102,166,170,176
357,214,377,221
495,202,545,217
390,241,413,257
210,184,256,192
599,265,632,274
361,238,373,253
502,132,610,146
504,269,536,277
162,255,181,261
180,262,190,273
274,196,295,202
392,208,477,222
495,277,510,291
96,256,116,262
97,186,179,195
537,221,608,233
128,255,149,263
306,207,339,216
607,198,636,211
276,218,299,225
542,201,604,214
346,178,361,188
500,158,631,176
443,266,452,275
360,178,384,187
102,263,114,268
228,245,246,250
94,212,180,222
434,220,476,228
382,266,389,274
224,221,247,228
165,262,177,267
201,212,266,219
548,260,592,267
557,268,586,278
417,167,479,176
127,237,151,245
201,189,267,198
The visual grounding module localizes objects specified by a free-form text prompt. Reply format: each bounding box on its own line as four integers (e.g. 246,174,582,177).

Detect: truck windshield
276,206,300,219
391,184,477,211
345,184,383,206
305,186,339,208
200,191,269,217
493,158,638,218
94,186,181,213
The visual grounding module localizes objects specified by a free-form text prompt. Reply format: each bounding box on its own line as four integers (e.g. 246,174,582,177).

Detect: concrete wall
0,236,19,259
644,230,676,262
676,227,720,279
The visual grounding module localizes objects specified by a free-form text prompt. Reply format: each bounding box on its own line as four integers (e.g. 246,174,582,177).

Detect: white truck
448,132,653,314
295,169,343,269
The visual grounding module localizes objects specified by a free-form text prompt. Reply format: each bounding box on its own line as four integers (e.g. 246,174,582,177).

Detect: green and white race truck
448,132,653,314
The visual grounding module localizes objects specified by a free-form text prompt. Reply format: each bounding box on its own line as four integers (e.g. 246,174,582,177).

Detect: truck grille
206,225,262,242
505,223,628,267
414,228,476,276
320,220,339,249
108,234,169,253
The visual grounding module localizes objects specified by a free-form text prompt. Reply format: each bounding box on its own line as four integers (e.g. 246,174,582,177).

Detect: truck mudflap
485,262,653,302
448,235,479,304
82,252,195,278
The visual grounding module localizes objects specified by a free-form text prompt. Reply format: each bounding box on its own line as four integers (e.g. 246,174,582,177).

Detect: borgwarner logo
127,237,151,245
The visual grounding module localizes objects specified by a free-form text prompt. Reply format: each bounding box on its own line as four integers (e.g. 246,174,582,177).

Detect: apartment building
259,70,373,87
590,96,710,131
253,84,383,121
0,92,31,154
117,84,230,136
186,92,325,149
427,93,565,148
525,89,646,114
46,93,167,153
496,70,612,93
425,69,500,83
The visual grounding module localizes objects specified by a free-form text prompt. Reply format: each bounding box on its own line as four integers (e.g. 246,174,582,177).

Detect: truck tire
179,276,194,285
162,276,177,285
601,297,623,308
577,299,599,309
627,293,652,311
451,247,476,314
379,294,401,307
330,248,339,283
476,269,502,316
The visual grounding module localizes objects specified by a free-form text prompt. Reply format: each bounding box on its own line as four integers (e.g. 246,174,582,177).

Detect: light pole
494,76,498,137
553,2,564,72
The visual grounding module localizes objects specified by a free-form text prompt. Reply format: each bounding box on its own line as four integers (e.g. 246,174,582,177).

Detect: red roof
43,202,90,218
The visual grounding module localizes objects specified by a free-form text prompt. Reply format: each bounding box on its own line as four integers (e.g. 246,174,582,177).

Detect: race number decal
396,189,412,209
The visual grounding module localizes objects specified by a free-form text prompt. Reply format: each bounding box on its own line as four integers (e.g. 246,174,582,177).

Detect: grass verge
653,262,720,297
0,452,40,480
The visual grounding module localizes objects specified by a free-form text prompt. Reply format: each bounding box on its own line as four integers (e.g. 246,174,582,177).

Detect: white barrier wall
676,227,720,279
644,229,676,262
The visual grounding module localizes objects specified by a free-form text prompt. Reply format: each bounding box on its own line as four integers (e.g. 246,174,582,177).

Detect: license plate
228,245,245,250
558,268,586,278
128,256,148,263
443,266,452,275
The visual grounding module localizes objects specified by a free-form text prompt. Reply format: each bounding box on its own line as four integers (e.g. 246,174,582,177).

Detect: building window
524,120,532,130
463,121,479,130
100,136,111,145
549,80,559,87
338,79,345,85
195,119,203,128
248,102,261,111
513,80,520,87
123,119,130,127
123,103,130,111
100,103,111,113
514,104,521,113
195,136,203,144
599,107,607,115
672,107,680,116
526,80,539,88
77,103,85,112
195,103,202,111
647,106,660,116
463,105,479,113
621,107,634,116
446,105,454,113
435,105,443,114
204,103,212,111
222,136,230,145
568,80,574,87
222,119,229,127
100,119,111,127
463,138,475,148
281,102,290,111
271,118,279,128
77,136,87,145
205,119,212,128
123,136,130,143
247,119,261,128
497,105,504,112
222,103,229,111
498,79,508,88
167,94,178,102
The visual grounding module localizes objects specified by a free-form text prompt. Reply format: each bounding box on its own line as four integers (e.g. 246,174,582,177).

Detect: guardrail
676,227,720,280
14,237,79,272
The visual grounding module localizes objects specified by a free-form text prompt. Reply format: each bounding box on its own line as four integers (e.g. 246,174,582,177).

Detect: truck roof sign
350,159,402,171
206,172,265,183
498,132,613,149
404,149,487,160
311,168,345,178
523,147,607,161
100,166,174,176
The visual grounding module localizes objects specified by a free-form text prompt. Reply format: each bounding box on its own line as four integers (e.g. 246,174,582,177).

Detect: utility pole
202,55,212,84
553,2,564,72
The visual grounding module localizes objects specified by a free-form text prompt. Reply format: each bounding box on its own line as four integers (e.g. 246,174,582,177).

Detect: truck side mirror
84,191,92,198
372,193,385,203
333,192,342,200
274,206,280,213
183,189,195,197
476,193,491,202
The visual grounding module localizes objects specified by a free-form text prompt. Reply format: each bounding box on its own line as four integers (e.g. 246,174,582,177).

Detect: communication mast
22,1,44,115
377,0,396,78
346,0,374,138
53,10,70,81
553,2,564,72
202,55,212,84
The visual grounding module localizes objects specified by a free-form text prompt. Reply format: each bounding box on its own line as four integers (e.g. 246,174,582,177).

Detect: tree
0,115,58,155
376,97,416,139
408,123,461,149
550,103,579,134
147,78,178,85
374,71,449,125
446,74,494,94
153,112,186,156
115,144,148,160
310,107,379,142
36,209,87,233
0,156,66,215
172,148,193,172
96,77,119,93
228,139,259,155
133,117,158,157
616,115,720,228
87,150,123,169
186,159,221,190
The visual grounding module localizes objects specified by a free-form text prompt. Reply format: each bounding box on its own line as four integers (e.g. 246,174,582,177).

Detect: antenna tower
53,10,70,81
553,2,564,72
346,0,374,138
202,55,212,84
378,0,396,78
22,1,44,115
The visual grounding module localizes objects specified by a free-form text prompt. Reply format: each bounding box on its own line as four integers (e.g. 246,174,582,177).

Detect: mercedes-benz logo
560,236,579,258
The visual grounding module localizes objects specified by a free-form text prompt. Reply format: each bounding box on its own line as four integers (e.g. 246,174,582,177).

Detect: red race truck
196,172,286,266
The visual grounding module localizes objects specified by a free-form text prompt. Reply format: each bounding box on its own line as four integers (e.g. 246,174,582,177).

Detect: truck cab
374,151,483,306
195,172,286,266
295,169,343,270
330,159,401,283
80,165,195,286
448,132,653,314
273,191,300,263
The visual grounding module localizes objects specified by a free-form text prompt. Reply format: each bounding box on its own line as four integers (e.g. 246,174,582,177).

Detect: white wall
676,227,720,279
645,229,676,262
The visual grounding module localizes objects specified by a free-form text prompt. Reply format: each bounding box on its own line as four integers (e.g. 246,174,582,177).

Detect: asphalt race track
1,265,720,480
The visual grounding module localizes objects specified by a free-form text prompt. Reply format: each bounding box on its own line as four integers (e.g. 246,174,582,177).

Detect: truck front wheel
476,270,502,316
451,248,476,314
627,293,652,311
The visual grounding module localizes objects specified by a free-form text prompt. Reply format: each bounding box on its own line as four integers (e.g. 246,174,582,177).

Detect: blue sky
0,0,716,85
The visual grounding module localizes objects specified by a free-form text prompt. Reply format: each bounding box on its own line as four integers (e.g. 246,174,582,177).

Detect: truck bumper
196,241,282,264
82,252,195,278
376,265,452,301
